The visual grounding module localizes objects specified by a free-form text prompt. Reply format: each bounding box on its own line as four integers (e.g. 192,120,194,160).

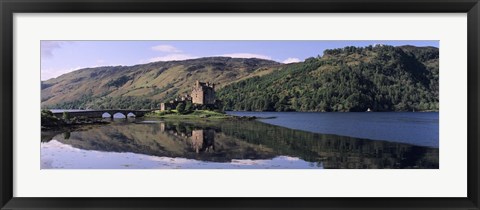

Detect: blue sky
41,40,439,80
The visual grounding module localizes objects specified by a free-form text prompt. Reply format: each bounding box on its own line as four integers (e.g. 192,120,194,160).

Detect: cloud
146,54,197,63
219,53,272,60
282,57,301,64
151,45,182,53
41,41,72,59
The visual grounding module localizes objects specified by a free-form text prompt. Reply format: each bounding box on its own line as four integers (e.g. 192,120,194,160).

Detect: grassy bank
146,110,235,119
146,110,263,121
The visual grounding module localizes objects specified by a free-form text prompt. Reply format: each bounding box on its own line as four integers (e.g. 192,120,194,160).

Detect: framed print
1,0,479,209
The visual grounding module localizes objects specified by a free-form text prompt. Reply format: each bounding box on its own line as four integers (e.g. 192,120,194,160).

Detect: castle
191,81,215,105
160,80,217,111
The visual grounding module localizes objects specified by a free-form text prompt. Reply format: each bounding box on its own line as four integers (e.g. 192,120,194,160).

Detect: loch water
41,112,439,169
227,111,439,148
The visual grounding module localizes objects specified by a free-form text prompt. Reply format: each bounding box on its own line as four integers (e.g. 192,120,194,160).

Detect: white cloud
282,57,301,63
41,41,73,59
219,53,272,60
151,45,182,53
146,54,197,63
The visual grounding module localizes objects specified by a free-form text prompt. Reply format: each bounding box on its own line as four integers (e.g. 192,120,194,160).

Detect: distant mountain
41,57,280,109
217,45,439,112
42,45,439,112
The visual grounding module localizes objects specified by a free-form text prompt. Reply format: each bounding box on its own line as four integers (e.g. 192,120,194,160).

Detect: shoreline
41,109,436,131
145,110,262,120
41,109,111,131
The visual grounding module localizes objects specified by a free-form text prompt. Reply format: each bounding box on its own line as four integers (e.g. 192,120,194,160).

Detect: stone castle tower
191,81,215,105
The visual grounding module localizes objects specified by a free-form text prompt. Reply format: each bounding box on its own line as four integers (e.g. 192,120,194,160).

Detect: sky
41,40,439,81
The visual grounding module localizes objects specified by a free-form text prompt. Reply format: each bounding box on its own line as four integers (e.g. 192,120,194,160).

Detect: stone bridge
52,110,152,119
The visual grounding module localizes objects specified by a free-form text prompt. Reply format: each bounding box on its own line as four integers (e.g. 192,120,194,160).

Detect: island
42,80,258,130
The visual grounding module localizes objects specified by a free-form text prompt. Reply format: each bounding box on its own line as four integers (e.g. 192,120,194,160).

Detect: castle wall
191,81,215,105
159,81,215,107
191,87,204,104
160,102,177,111
203,88,215,105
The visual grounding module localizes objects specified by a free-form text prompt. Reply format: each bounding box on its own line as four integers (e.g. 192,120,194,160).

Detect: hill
42,45,439,112
217,45,439,112
41,57,280,109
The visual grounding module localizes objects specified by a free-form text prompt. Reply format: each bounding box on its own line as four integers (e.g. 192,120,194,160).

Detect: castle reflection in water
41,118,439,169
160,122,215,154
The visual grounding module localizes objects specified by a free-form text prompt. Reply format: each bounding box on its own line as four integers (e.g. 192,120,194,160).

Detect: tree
176,102,185,114
185,101,193,113
216,45,438,112
62,111,70,120
63,132,71,140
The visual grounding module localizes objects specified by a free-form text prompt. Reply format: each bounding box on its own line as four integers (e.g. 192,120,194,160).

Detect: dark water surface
228,112,439,148
41,113,439,169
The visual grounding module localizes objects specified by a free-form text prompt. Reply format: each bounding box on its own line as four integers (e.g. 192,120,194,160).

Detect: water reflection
191,129,215,153
159,122,216,153
41,119,439,169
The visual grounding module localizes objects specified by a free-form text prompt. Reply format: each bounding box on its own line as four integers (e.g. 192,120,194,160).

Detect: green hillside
217,45,439,112
42,45,439,112
41,57,280,109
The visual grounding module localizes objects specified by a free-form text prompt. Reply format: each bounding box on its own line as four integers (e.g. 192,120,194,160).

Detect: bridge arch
102,112,112,118
52,110,149,119
112,112,127,119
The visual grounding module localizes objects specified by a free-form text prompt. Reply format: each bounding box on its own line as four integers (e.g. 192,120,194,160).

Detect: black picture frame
1,0,479,209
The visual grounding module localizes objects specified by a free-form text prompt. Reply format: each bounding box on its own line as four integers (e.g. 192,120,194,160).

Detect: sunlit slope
41,57,280,109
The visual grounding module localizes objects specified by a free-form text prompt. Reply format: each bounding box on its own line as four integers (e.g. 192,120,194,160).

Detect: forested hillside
42,45,439,112
41,57,280,109
217,45,439,112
